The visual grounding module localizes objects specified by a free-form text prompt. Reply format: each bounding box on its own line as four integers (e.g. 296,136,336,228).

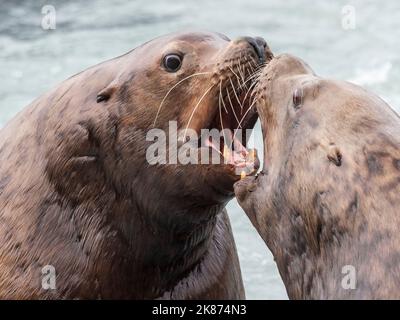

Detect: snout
234,175,260,228
233,36,273,64
234,176,256,203
263,53,313,78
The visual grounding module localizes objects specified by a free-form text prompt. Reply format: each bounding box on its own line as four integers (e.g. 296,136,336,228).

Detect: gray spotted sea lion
235,53,400,299
0,31,272,299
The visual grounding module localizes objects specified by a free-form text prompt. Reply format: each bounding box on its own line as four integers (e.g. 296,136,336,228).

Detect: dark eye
163,54,182,72
292,88,303,109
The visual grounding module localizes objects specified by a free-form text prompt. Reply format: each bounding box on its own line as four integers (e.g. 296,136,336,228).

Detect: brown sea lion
0,31,272,299
235,54,400,299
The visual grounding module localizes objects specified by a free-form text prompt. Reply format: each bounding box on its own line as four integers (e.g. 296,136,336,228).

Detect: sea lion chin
235,53,400,299
0,31,272,299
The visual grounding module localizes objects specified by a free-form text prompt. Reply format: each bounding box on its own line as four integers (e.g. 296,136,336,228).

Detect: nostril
245,37,266,63
233,36,268,63
255,37,267,49
255,37,273,61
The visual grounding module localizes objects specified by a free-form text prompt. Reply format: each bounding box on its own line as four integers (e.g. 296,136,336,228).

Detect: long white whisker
243,66,251,88
249,59,259,70
238,97,257,128
219,82,227,157
183,84,214,137
241,71,260,88
233,97,258,142
226,87,242,128
238,61,246,84
228,66,241,83
250,85,259,100
239,57,247,82
243,65,249,81
153,72,211,127
230,77,243,110
219,82,228,114
248,64,257,80
248,69,262,79
242,79,258,105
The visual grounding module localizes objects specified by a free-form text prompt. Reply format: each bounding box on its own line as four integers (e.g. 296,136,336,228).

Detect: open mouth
202,63,262,177
176,40,273,177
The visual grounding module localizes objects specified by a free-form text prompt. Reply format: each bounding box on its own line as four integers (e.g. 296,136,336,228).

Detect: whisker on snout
153,72,211,127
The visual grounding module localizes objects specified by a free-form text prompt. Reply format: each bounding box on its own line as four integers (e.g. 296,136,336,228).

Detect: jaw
173,41,273,197
234,172,258,212
186,60,272,186
206,80,260,175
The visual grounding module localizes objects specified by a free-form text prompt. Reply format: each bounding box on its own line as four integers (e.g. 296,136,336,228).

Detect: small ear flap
96,82,118,103
327,145,342,167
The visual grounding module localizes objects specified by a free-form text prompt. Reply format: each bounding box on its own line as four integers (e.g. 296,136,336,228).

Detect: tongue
205,132,256,175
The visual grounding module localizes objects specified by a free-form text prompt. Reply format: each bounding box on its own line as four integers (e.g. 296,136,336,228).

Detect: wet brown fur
0,32,264,299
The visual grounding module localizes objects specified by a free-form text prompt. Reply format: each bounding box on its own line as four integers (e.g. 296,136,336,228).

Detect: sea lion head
235,52,400,258
234,53,320,232
234,53,360,242
235,54,400,299
45,31,273,217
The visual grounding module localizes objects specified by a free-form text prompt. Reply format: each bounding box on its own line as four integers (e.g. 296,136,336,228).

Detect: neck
271,207,400,299
117,198,225,298
106,160,232,298
148,205,220,273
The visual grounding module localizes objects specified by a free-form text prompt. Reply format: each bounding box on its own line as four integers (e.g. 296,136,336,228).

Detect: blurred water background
1,0,399,299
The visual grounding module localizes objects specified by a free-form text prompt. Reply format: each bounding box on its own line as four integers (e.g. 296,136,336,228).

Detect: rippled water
1,0,399,299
